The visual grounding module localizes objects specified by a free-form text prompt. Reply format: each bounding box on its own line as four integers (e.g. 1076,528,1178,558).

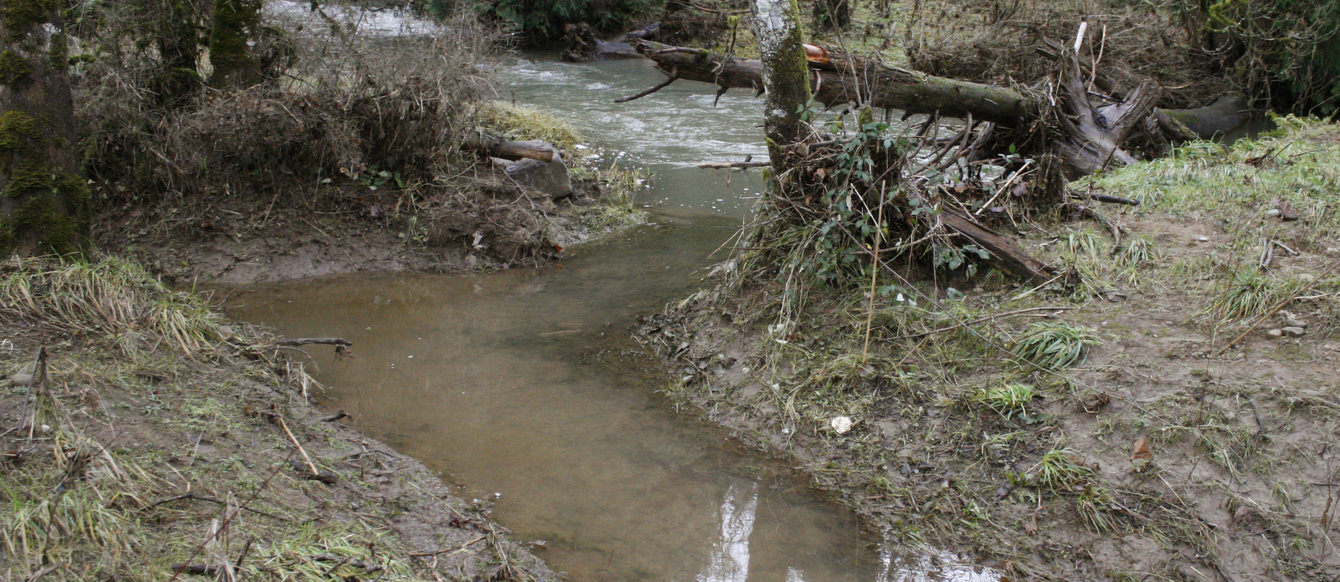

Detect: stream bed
230,17,995,579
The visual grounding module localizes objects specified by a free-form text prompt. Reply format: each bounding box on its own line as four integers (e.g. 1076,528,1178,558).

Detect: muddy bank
0,258,554,580
99,159,642,286
639,118,1340,580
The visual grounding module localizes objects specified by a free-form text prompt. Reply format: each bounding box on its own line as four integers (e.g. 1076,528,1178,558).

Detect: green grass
1082,116,1340,225
1201,268,1301,323
1011,322,1101,370
973,382,1037,420
1029,448,1095,494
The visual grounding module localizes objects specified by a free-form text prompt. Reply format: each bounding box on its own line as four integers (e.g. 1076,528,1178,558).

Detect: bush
1202,0,1340,115
424,0,662,43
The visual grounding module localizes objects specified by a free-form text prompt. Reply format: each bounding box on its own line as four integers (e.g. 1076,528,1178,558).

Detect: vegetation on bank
1,257,552,580
60,1,643,282
2,1,645,579
646,115,1340,579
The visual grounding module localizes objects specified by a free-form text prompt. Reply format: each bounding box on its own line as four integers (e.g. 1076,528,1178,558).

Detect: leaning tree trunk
751,0,812,183
0,0,91,256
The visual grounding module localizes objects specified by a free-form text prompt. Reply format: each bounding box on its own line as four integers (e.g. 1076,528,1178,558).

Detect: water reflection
698,481,758,582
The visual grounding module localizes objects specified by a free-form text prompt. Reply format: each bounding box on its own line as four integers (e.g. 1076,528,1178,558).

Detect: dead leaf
1131,436,1152,462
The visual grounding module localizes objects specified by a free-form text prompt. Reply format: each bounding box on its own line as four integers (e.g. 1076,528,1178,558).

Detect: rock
1284,318,1307,328
505,152,573,199
1266,329,1284,338
1265,208,1281,217
1282,326,1306,337
9,372,34,386
830,416,853,435
1194,235,1210,243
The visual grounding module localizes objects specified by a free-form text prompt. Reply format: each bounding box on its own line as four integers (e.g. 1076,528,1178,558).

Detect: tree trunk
0,0,90,256
209,0,262,88
153,0,205,106
750,0,812,175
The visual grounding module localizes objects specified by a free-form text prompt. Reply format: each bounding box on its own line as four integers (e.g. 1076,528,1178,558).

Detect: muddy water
230,43,994,581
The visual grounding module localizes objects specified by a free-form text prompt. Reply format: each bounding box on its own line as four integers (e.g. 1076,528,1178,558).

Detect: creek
234,7,998,579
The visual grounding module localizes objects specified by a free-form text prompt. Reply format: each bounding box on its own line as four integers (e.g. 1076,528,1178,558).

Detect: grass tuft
1,257,228,356
972,382,1037,420
1201,268,1300,323
1011,322,1100,370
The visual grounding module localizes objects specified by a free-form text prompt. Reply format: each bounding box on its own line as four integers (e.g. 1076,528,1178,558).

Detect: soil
638,123,1340,580
96,171,631,286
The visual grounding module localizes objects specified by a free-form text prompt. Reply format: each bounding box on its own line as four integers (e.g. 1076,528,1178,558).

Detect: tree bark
750,0,812,174
0,0,90,256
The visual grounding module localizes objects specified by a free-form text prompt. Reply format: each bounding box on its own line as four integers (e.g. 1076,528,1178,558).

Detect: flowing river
236,6,998,580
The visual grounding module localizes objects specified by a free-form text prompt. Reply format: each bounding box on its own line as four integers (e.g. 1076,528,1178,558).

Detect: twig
278,417,320,478
275,337,352,347
975,158,1032,216
410,535,488,558
145,493,287,521
1215,257,1340,355
1259,238,1274,270
614,71,679,103
1077,193,1140,205
698,160,771,169
861,185,887,363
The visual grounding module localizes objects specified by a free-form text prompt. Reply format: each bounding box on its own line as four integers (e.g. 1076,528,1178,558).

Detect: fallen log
632,40,1249,177
635,40,1033,124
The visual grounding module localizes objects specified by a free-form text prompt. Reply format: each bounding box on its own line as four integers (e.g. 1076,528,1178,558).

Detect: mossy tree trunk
153,0,206,105
750,0,812,180
0,0,91,256
209,0,262,88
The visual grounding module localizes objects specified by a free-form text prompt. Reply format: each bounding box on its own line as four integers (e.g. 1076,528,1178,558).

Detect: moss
46,29,67,72
0,49,31,85
0,0,58,41
0,110,40,151
3,162,54,198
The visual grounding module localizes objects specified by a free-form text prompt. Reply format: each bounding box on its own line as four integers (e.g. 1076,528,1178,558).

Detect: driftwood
940,210,1052,282
462,133,557,162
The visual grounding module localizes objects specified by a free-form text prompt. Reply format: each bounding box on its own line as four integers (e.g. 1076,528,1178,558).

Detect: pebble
830,416,853,435
1282,326,1306,337
9,372,33,386
1195,235,1210,242
1266,329,1284,338
1284,318,1308,328
1265,208,1281,217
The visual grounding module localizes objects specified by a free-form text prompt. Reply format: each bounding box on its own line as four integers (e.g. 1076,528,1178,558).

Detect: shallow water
238,8,999,580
